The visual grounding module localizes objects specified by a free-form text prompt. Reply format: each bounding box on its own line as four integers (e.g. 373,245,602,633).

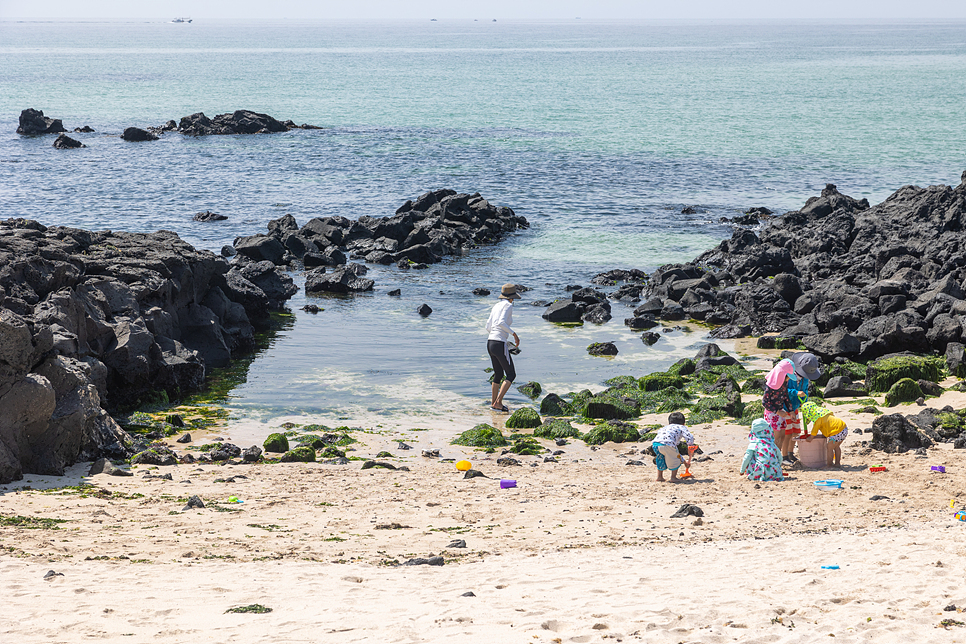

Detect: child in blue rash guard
651,412,696,483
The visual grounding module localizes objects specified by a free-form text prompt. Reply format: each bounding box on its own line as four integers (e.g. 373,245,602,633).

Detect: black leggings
487,339,516,383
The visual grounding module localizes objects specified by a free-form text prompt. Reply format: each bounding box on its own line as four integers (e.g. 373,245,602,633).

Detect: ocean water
2,19,965,429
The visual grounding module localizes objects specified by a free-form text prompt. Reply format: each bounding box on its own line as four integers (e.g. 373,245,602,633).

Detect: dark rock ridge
596,174,966,363
177,110,321,136
0,218,297,483
235,190,528,289
17,108,66,135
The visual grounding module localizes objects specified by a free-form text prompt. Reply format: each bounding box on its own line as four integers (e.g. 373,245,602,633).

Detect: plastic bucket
795,436,827,469
500,479,517,489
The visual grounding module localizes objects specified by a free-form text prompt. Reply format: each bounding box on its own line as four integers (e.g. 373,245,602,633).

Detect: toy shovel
678,445,700,479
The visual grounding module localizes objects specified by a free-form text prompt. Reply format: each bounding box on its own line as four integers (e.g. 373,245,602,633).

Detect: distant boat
171,17,192,23
430,18,437,21
492,19,497,22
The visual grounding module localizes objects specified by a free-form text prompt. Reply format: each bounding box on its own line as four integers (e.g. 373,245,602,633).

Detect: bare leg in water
492,379,512,410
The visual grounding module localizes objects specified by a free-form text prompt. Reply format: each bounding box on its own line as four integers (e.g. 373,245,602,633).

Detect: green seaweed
884,378,923,406
279,446,316,463
0,515,67,529
736,400,764,426
226,604,272,614
638,373,685,392
603,375,639,388
532,419,582,440
516,381,543,399
866,355,943,393
582,422,640,445
668,358,696,377
452,424,508,448
508,436,543,456
582,396,639,421
263,433,289,453
688,393,743,424
505,407,542,429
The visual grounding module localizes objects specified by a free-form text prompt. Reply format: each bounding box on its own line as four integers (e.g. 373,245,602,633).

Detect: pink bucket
795,436,827,469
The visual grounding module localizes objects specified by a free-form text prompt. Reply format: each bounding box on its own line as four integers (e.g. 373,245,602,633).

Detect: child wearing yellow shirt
799,401,848,467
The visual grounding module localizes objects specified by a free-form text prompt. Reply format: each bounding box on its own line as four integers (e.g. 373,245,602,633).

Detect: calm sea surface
2,19,965,431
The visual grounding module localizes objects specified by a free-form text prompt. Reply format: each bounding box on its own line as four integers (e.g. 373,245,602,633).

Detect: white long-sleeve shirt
486,299,515,342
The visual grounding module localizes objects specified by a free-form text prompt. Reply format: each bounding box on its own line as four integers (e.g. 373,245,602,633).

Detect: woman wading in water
485,283,521,412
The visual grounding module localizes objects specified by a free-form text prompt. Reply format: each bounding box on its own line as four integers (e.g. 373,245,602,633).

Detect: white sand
2,388,966,642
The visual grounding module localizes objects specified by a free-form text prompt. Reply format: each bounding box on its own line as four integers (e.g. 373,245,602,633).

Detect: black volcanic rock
0,219,298,484
178,110,292,136
17,108,66,135
121,127,159,142
52,134,85,149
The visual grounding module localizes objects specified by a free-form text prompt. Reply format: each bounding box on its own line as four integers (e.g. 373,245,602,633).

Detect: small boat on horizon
171,17,192,23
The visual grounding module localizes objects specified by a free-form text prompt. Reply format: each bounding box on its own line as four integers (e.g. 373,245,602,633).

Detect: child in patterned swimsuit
762,359,802,463
739,418,784,481
800,400,848,467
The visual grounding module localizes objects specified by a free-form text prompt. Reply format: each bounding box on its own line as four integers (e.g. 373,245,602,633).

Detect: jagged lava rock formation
0,219,296,483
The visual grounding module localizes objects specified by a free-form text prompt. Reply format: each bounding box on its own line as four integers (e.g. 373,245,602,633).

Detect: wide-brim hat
500,283,521,300
790,352,823,381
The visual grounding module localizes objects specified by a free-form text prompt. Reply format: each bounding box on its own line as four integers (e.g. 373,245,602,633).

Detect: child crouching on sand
800,400,848,467
740,418,784,481
651,412,696,483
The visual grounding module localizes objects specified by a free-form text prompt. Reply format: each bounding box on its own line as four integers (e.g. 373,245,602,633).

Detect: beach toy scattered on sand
456,460,472,471
500,479,517,489
678,445,700,480
814,479,843,490
932,465,946,473
820,565,840,570
869,465,887,472
227,496,243,503
956,511,966,522
951,499,957,509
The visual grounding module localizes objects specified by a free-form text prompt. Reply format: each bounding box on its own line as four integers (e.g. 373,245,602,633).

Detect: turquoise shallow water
2,19,965,426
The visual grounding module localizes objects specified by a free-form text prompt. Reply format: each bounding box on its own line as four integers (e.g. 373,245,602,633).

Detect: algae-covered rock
505,407,542,429
635,386,694,414
884,378,924,406
668,358,696,376
452,424,507,447
517,381,542,399
295,435,327,449
688,392,744,423
736,399,764,426
279,446,316,462
539,393,571,416
533,418,582,440
321,446,346,459
587,342,619,356
583,396,638,421
263,433,289,453
508,435,543,455
866,355,943,393
741,376,766,394
604,375,638,388
131,445,178,466
583,420,640,445
376,451,394,458
638,373,685,392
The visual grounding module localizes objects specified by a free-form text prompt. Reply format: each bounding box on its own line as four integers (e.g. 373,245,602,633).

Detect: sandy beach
3,380,966,643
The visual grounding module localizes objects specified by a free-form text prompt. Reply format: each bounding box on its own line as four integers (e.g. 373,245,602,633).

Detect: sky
2,0,965,21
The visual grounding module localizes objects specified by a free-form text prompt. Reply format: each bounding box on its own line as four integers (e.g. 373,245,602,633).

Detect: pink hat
765,359,794,389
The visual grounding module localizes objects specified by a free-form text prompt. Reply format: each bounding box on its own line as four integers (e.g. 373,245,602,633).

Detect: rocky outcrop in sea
0,219,297,483
540,172,966,364
232,189,529,292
